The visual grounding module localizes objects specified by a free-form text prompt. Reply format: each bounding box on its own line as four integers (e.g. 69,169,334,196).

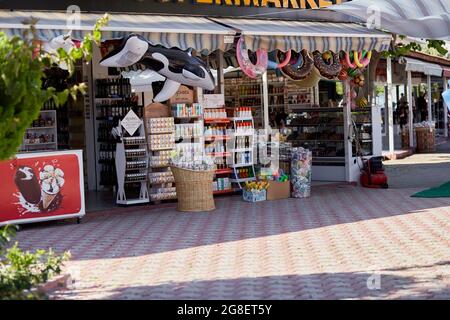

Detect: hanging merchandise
343,51,372,69
290,147,312,198
278,50,314,81
267,50,292,69
294,67,322,89
313,51,342,79
121,69,165,93
355,87,369,108
235,36,268,79
100,34,215,102
41,32,80,70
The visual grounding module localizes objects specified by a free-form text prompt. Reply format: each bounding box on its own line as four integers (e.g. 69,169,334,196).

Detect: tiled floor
16,185,450,299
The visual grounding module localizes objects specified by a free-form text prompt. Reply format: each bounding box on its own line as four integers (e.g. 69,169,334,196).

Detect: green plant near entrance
0,14,109,299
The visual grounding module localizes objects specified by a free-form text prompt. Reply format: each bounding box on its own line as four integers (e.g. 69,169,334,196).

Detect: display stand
19,110,58,153
115,119,149,205
229,110,256,189
145,117,177,202
203,108,234,194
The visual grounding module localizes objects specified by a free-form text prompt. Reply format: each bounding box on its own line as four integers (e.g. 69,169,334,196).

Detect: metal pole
427,74,432,121
407,70,414,148
218,50,225,94
386,57,394,154
262,71,269,130
444,77,448,138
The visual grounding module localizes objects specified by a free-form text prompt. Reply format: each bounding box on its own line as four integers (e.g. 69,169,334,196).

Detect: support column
407,70,414,148
427,74,432,121
262,71,269,130
217,50,225,94
386,57,394,154
444,77,448,138
344,80,352,182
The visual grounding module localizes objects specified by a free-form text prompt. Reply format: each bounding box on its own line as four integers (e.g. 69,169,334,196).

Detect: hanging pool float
278,49,314,81
313,50,342,79
344,50,372,69
236,37,268,78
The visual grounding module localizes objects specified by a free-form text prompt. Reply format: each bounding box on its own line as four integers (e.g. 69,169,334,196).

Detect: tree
0,14,109,161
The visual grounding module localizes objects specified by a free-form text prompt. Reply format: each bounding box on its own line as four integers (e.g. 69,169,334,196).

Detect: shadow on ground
55,264,450,300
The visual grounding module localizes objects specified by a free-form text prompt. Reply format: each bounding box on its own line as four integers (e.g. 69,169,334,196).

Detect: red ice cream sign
0,152,84,225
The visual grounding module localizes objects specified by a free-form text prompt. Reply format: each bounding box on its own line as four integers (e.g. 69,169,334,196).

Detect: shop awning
328,0,450,41
210,18,392,53
443,67,450,78
403,57,443,77
0,11,235,53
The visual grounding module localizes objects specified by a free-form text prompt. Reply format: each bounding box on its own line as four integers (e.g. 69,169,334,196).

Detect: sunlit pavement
15,184,450,299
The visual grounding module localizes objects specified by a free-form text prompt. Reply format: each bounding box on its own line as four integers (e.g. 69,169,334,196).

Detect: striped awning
443,67,450,78
0,11,235,53
403,57,443,77
329,0,450,40
211,18,392,53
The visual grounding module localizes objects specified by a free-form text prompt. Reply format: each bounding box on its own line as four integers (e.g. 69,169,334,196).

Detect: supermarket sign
191,0,344,9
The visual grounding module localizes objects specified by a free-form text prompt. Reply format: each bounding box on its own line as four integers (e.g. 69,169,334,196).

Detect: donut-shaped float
313,51,342,80
267,50,292,70
278,50,314,81
344,51,372,69
236,37,268,78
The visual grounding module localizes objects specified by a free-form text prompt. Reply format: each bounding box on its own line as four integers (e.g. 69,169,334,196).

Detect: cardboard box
267,180,290,201
243,189,266,202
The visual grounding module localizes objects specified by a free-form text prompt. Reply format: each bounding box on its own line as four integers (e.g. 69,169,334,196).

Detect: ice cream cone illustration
40,165,65,211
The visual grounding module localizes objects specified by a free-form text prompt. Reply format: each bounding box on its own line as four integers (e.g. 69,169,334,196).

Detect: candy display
149,186,177,201
173,103,203,118
148,133,175,151
149,171,175,184
290,147,312,198
125,173,147,183
146,117,175,134
123,137,146,145
170,152,215,171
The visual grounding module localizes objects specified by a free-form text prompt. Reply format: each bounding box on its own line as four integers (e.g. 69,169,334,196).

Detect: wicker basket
415,127,435,153
170,166,215,212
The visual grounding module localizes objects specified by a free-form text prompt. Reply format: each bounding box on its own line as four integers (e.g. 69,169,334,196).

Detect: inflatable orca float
100,34,215,102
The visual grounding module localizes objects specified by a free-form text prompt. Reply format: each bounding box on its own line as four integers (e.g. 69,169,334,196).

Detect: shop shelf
230,148,253,153
22,142,56,146
215,168,233,175
204,135,231,141
230,177,256,183
207,152,231,157
230,163,253,168
213,189,234,195
229,117,253,121
204,118,230,124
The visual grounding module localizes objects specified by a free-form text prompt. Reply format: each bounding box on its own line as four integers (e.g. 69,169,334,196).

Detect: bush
0,225,70,300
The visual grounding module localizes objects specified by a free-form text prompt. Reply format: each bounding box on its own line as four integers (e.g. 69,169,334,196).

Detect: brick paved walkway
15,184,450,299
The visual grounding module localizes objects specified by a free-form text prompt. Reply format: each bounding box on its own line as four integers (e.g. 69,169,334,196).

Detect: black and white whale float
100,34,215,102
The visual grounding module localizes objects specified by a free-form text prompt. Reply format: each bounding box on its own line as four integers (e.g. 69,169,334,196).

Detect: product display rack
203,107,234,194
351,108,373,157
94,76,143,190
19,110,58,153
115,120,149,205
229,108,257,189
285,107,346,166
224,71,316,128
145,116,177,202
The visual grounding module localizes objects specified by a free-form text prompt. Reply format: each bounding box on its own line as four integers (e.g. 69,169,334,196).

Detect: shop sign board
1,1,350,18
202,94,225,108
0,150,85,226
121,109,143,136
169,85,194,104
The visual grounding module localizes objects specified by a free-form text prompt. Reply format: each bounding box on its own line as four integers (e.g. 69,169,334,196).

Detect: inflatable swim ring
313,51,342,79
236,37,268,78
279,50,314,81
